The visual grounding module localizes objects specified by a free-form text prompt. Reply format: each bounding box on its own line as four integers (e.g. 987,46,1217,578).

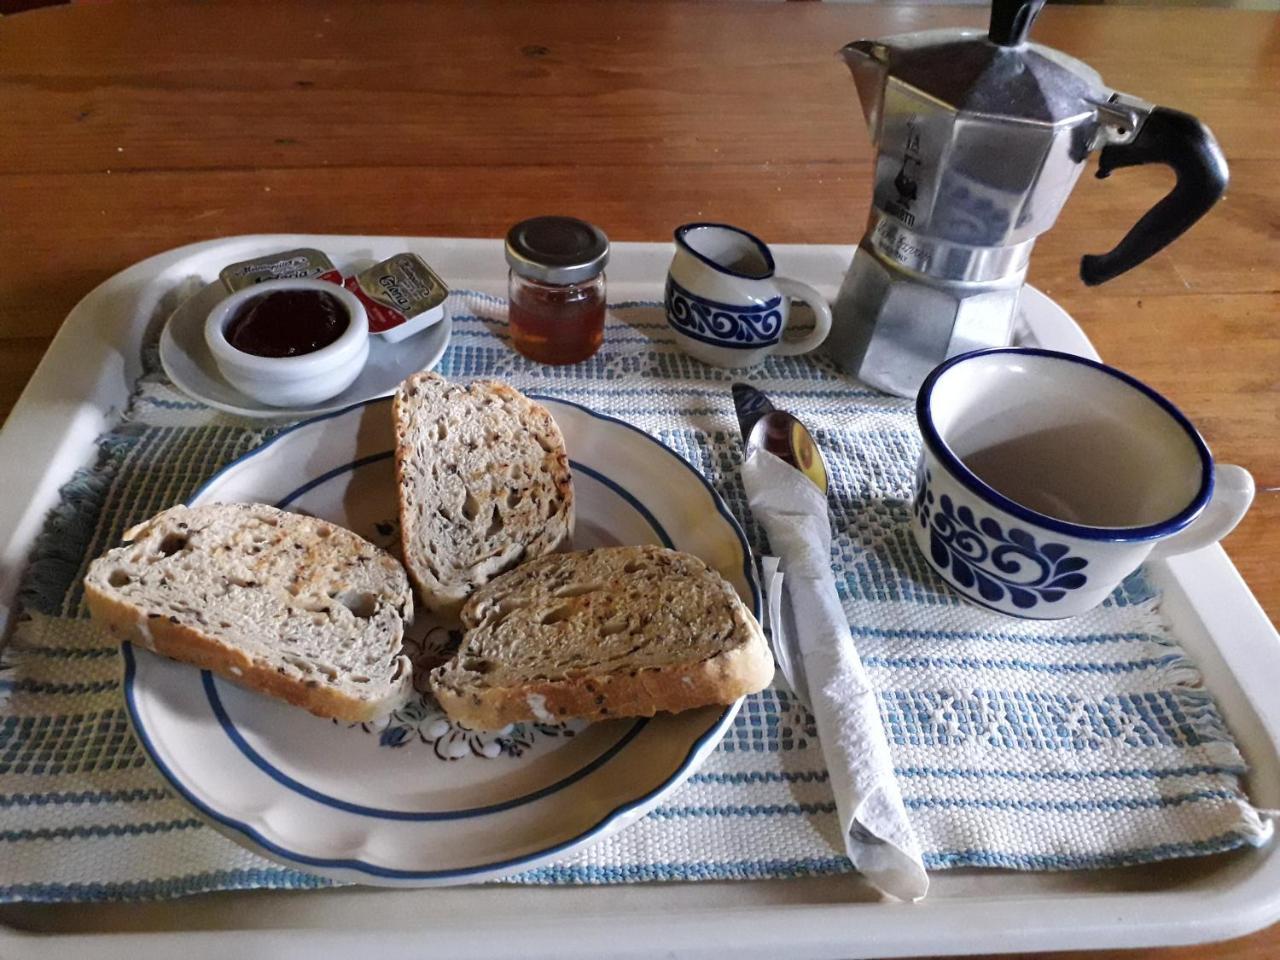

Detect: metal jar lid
505,216,610,285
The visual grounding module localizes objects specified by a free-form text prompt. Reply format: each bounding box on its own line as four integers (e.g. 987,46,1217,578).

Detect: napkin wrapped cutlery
734,383,928,900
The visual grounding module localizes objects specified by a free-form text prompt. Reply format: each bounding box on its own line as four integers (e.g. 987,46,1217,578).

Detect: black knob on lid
988,0,1046,46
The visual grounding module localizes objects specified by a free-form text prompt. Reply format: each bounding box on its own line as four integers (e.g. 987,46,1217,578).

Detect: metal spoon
731,382,829,495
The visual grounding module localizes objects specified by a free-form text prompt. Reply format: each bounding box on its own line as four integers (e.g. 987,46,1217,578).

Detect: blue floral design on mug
665,276,783,349
913,466,1089,610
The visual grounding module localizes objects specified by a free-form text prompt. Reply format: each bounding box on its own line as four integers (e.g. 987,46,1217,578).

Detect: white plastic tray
2,235,1278,960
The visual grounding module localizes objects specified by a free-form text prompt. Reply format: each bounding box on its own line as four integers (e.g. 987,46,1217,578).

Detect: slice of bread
84,502,414,722
430,545,773,730
393,373,574,622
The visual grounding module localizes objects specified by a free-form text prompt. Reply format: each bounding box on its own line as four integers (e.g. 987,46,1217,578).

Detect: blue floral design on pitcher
665,277,783,348
913,466,1089,610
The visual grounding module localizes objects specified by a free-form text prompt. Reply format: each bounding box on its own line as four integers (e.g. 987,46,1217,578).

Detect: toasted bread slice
393,373,574,622
84,502,413,722
430,545,773,729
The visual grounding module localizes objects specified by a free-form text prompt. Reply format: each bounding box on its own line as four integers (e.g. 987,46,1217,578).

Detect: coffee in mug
912,347,1254,619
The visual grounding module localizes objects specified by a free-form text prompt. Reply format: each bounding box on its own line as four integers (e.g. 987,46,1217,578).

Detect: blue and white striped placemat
0,289,1268,902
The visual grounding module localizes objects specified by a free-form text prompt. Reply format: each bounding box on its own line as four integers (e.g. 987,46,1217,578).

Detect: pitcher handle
772,278,833,357
1147,464,1254,560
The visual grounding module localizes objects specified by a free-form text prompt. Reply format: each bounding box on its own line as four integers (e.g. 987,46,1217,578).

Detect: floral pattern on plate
333,596,582,761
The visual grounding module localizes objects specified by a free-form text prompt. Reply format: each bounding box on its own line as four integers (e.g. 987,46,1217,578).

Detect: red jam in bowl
224,289,349,358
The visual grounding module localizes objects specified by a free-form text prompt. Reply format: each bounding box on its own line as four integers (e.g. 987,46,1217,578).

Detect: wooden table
1,1,1276,956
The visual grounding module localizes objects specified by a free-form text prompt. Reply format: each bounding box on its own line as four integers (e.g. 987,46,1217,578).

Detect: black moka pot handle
989,0,1046,46
1080,107,1229,286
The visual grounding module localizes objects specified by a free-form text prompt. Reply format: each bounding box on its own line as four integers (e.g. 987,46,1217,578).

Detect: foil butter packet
344,253,449,343
219,248,343,292
218,248,449,344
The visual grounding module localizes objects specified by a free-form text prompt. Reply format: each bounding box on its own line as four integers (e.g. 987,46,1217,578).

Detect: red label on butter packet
220,248,343,293
343,253,449,336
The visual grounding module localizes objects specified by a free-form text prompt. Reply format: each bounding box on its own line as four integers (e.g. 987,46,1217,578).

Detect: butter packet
343,253,449,342
219,248,343,292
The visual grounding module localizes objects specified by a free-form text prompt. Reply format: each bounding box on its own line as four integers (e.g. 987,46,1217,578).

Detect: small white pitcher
665,223,832,369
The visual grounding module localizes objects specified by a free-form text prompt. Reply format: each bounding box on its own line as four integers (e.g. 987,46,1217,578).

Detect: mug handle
1147,464,1255,560
771,278,833,357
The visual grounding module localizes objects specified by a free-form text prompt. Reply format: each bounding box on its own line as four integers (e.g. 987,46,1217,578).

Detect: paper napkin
742,447,929,900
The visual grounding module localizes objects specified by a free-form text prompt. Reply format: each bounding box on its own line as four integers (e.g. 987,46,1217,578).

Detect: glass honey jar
505,216,610,365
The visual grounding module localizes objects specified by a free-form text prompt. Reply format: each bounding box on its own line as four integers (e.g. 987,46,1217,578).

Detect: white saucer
159,280,452,419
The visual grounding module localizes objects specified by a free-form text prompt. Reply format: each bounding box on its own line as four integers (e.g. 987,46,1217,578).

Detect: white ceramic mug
912,347,1254,619
665,223,832,368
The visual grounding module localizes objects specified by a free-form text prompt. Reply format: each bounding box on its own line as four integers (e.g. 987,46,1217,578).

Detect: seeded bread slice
394,373,574,622
430,545,773,730
84,502,414,722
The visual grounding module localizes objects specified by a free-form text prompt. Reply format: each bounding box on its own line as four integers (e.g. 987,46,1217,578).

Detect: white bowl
204,279,370,408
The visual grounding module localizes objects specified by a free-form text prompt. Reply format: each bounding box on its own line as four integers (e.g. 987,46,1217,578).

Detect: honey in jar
505,216,610,365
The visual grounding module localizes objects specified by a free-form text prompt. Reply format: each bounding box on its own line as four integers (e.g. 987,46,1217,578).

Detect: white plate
158,280,452,419
122,395,762,885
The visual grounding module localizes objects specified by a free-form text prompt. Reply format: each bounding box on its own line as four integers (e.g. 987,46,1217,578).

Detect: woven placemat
0,289,1265,902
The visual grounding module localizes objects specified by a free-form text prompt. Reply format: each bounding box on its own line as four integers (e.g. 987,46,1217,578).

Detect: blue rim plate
122,395,762,885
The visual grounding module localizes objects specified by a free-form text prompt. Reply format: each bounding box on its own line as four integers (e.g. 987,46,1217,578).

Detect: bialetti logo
886,117,923,227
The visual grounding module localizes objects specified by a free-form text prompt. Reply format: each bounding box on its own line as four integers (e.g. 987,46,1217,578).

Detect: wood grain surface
0,1,1277,954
